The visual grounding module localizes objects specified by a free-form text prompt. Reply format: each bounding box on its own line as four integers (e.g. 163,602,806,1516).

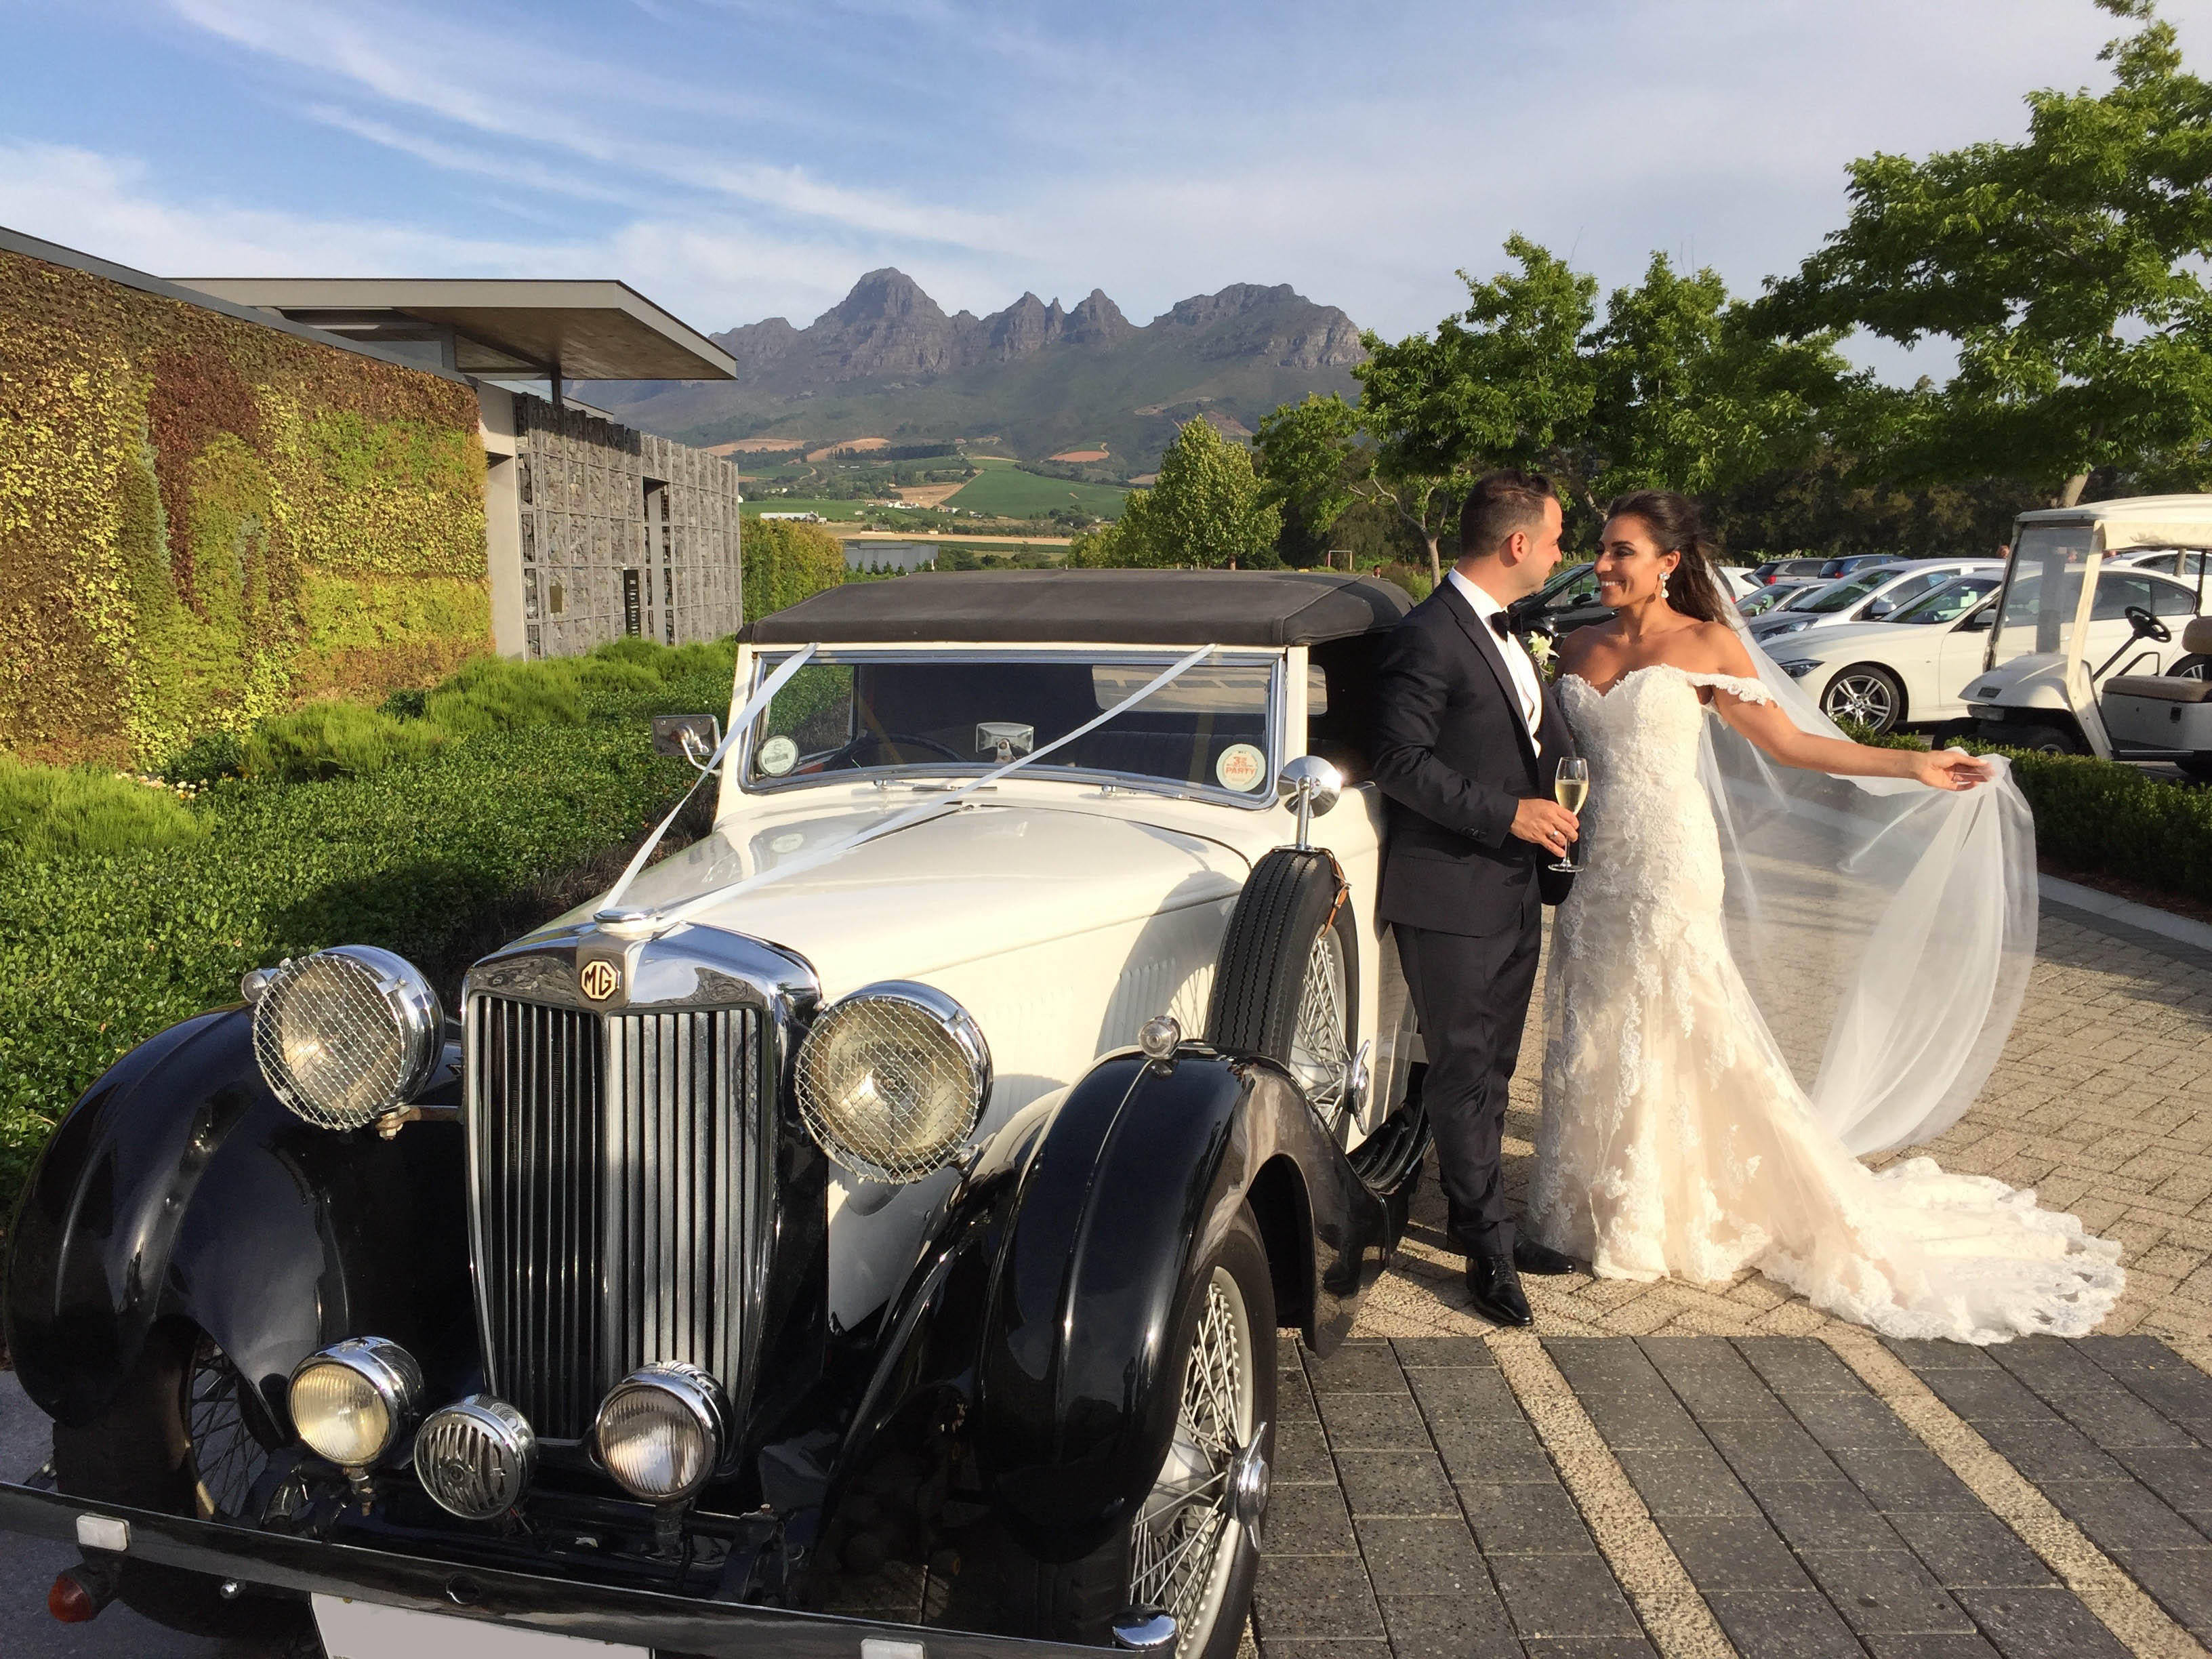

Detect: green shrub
243,701,447,782
567,657,663,699
423,657,585,735
379,687,430,720
2001,751,2212,904
0,758,205,859
0,720,702,1227
590,636,667,668
162,728,246,785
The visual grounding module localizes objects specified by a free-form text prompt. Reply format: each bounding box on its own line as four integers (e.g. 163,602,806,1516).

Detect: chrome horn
1277,755,1343,851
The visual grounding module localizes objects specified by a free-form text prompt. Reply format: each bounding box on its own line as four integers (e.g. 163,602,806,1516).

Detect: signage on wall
622,569,642,636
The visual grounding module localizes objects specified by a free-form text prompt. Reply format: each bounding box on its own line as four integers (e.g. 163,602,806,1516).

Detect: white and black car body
2,572,1435,1659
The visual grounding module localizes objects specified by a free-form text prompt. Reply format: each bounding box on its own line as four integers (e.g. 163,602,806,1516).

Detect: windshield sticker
759,735,799,776
1216,743,1267,792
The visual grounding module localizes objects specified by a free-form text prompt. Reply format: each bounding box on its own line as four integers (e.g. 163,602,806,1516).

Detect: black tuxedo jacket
1371,581,1577,937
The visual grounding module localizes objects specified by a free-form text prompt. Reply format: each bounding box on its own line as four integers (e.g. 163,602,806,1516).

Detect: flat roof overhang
171,278,736,382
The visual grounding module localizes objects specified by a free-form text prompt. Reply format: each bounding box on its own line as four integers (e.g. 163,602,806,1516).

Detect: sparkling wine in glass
1551,757,1589,872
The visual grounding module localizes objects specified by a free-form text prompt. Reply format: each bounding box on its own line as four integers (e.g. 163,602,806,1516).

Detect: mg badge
579,960,621,1002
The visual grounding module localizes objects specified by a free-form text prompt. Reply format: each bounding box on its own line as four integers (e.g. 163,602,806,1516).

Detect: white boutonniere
1525,630,1558,678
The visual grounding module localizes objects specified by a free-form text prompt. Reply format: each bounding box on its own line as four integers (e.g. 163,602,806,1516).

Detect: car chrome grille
467,996,769,1439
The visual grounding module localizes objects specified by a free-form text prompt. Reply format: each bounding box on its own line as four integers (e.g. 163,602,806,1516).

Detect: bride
1532,489,2123,1343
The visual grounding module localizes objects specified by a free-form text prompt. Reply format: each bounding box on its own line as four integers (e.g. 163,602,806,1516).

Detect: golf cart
1964,496,2211,775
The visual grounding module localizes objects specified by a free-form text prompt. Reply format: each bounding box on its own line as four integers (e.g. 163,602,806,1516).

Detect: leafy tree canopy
1067,417,1279,568
1758,0,2212,502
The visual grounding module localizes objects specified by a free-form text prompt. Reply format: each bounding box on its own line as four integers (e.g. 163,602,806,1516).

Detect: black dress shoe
1513,1237,1577,1276
1466,1255,1533,1327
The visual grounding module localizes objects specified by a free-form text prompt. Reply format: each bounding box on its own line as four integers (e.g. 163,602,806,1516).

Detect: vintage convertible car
2,571,1433,1659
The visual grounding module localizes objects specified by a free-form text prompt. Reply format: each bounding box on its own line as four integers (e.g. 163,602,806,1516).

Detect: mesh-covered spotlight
414,1395,537,1521
251,946,443,1130
590,1364,731,1504
288,1337,422,1471
795,982,990,1183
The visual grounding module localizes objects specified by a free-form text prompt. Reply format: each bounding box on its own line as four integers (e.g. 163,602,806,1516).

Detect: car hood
600,799,1252,998
1759,619,1940,659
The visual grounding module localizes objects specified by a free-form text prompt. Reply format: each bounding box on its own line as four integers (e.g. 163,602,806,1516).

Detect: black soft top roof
741,569,1412,647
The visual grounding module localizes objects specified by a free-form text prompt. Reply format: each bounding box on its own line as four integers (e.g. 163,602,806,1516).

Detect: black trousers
1395,910,1542,1258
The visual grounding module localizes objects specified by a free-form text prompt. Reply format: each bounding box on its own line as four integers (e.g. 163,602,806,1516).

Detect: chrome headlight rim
251,945,444,1131
795,981,991,1185
590,1362,731,1505
287,1336,423,1471
413,1394,537,1521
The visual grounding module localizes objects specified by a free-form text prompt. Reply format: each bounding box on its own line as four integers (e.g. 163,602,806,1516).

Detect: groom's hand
1510,798,1578,858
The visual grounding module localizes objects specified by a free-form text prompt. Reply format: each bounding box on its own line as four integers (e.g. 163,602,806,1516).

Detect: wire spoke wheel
182,1334,278,1521
1287,928,1348,1115
1129,1267,1255,1657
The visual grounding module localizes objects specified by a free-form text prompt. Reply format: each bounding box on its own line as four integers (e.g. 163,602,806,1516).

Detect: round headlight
795,982,989,1184
288,1337,422,1469
415,1395,537,1521
251,946,443,1130
591,1364,729,1504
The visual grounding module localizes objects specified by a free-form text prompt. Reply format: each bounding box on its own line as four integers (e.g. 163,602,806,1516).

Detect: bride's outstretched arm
1702,628,1993,792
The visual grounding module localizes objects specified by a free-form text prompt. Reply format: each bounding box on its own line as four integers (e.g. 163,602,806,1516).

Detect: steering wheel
2125,605,2172,642
821,731,966,770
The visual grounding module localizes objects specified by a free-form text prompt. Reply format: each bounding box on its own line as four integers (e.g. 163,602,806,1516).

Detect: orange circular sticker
1215,743,1266,792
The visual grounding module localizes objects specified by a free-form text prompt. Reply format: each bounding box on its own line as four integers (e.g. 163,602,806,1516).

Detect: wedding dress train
1532,664,2123,1343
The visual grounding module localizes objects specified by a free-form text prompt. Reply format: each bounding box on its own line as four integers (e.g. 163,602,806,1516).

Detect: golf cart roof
741,570,1414,647
2015,494,2212,552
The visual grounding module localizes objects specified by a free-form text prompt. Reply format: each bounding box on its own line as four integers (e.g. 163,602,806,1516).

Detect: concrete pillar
477,383,527,658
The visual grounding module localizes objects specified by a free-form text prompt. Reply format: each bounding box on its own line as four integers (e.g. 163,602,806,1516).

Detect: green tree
1759,0,2212,504
1120,418,1280,568
1590,253,1849,499
741,518,846,620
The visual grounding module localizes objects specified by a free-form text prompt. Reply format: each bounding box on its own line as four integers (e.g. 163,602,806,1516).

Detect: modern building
176,278,744,661
0,226,746,763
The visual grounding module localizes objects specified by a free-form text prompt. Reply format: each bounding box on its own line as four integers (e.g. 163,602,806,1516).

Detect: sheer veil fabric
1532,621,2123,1343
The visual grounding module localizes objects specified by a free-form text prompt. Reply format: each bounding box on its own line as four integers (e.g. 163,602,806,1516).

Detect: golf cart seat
2105,674,2212,703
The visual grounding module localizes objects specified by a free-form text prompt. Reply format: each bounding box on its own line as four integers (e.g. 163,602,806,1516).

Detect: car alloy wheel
1822,668,1902,733
1128,1265,1258,1658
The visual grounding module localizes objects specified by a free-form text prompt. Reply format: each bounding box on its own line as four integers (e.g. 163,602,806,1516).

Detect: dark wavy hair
1604,490,1732,626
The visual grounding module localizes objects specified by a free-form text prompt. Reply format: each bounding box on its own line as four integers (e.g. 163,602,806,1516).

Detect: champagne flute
1551,757,1589,873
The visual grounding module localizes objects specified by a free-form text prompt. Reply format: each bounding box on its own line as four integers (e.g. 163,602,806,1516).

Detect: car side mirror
1277,755,1343,850
652,714,722,771
1864,599,1893,619
1957,609,1993,632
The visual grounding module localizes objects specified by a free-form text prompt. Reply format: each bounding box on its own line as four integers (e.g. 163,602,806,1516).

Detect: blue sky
3,0,2208,373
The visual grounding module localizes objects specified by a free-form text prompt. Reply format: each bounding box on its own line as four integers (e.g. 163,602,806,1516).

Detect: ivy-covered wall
0,247,490,766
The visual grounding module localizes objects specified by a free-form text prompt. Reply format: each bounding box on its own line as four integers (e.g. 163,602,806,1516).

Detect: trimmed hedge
0,640,739,1227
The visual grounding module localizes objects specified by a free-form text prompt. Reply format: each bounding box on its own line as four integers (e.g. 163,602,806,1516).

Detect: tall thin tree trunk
2059,472,2091,508
1427,539,1442,592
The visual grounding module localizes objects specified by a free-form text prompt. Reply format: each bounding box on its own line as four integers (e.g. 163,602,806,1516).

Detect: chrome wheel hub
1130,1268,1258,1658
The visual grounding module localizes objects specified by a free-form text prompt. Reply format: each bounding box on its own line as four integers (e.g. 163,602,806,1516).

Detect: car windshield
743,649,1280,800
1889,575,2000,623
1737,586,1802,617
1786,571,1893,613
1535,562,1595,603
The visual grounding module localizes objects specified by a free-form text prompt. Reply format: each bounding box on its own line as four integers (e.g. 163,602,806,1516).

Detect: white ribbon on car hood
599,642,819,914
632,641,1223,935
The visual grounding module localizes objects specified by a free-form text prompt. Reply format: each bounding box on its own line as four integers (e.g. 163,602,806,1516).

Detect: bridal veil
1694,623,2040,1157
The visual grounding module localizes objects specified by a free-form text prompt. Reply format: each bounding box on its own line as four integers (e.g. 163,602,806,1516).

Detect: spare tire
1206,848,1357,1128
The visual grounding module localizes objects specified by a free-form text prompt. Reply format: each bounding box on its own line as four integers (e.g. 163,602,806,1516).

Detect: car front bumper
0,1481,1101,1659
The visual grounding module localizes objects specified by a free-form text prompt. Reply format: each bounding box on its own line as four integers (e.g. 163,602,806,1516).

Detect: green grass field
945,465,1128,520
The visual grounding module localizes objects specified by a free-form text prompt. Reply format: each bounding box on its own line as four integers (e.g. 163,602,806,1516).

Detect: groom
1372,470,1581,1328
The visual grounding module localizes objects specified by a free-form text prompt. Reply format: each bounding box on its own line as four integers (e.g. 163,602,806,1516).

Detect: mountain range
588,268,1368,474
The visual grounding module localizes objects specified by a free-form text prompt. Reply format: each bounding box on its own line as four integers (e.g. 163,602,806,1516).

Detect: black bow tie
1487,611,1511,639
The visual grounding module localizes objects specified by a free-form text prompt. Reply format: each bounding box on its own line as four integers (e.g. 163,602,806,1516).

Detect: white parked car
3,571,1433,1659
1745,559,2001,646
1765,573,2007,732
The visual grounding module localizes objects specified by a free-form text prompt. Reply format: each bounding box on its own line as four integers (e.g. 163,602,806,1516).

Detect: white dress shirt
1448,567,1544,758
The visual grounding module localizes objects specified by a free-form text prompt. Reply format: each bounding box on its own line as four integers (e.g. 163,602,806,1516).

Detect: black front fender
975,1046,1390,1559
4,1006,474,1429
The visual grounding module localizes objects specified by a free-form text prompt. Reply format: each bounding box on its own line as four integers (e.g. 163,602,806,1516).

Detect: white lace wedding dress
1532,664,2124,1343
